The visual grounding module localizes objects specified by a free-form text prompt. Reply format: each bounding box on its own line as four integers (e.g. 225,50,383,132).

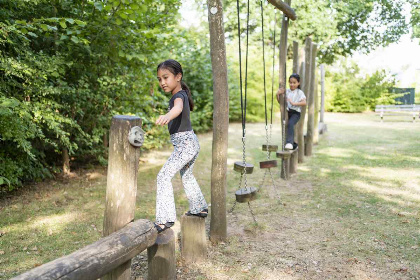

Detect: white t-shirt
286,89,306,113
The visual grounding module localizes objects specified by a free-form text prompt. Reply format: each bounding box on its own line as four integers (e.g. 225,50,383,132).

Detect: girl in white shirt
276,73,307,150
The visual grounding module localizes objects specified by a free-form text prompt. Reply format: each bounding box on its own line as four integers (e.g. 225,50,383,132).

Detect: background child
154,59,208,233
276,73,306,150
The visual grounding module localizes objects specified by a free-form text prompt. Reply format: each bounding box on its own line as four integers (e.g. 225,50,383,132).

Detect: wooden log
267,0,297,20
208,0,229,243
12,220,157,280
305,43,318,157
102,115,141,280
290,147,298,174
181,215,207,263
147,229,176,280
297,37,312,163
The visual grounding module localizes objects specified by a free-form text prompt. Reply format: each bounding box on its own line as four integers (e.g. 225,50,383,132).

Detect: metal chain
229,201,237,213
260,169,268,188
247,202,258,224
242,135,248,191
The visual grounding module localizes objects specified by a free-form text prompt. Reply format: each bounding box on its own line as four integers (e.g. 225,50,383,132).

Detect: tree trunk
62,148,71,175
313,72,320,144
208,0,229,242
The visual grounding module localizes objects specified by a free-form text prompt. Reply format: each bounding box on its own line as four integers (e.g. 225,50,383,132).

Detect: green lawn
0,112,419,279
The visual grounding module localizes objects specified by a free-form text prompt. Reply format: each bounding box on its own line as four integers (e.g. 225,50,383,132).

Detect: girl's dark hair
289,73,301,89
157,59,194,111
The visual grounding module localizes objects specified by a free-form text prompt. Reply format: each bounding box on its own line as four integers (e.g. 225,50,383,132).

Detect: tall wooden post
208,0,229,242
102,115,141,280
305,43,317,156
320,64,325,123
297,37,311,163
278,0,291,180
290,41,299,173
313,72,320,144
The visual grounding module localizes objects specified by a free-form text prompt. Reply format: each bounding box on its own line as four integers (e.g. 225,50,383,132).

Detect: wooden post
181,215,207,262
320,64,325,123
313,72,320,144
297,37,312,163
276,151,292,179
147,229,176,280
290,41,299,173
305,43,317,157
207,0,229,242
267,0,297,20
292,41,299,73
289,148,298,174
102,115,141,280
12,220,157,280
278,0,291,180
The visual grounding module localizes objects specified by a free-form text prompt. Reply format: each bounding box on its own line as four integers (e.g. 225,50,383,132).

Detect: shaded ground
1,113,419,279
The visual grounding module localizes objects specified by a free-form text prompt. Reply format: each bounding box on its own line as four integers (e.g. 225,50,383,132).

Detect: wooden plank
12,220,157,280
267,0,297,20
207,0,229,242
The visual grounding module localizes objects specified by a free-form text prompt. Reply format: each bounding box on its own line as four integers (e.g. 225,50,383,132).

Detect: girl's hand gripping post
276,87,285,103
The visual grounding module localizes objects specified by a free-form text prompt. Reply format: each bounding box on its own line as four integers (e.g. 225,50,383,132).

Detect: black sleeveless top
168,90,192,135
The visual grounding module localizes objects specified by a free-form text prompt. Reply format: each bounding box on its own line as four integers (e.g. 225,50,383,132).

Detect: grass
1,112,419,279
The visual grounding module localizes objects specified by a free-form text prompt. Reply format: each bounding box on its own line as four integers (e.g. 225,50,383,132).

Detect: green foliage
0,0,215,191
325,60,397,112
410,0,420,40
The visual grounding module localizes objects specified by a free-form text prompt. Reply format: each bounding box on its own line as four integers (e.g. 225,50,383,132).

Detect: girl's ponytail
181,81,194,111
157,59,194,111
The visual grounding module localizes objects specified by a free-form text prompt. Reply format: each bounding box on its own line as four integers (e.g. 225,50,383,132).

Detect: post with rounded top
102,115,142,280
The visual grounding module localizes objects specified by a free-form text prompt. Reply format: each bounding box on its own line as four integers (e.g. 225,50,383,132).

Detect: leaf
60,35,68,40
40,24,48,31
74,20,86,27
115,18,122,25
27,32,38,37
94,2,103,11
65,18,74,24
59,20,67,29
71,36,79,43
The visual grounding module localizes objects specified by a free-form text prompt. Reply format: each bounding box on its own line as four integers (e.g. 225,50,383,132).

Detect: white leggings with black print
156,130,208,224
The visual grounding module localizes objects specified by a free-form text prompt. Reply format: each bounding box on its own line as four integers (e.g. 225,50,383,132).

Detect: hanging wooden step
259,160,277,169
262,144,278,152
235,187,258,203
276,150,293,160
233,161,254,174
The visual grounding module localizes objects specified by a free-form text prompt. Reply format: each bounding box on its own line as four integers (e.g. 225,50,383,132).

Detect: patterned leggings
155,130,208,224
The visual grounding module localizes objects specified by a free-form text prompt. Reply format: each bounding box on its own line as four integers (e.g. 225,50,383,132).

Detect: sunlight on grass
319,147,356,158
351,180,420,204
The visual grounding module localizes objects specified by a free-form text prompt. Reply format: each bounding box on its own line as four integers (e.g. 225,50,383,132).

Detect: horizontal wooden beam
12,219,157,280
267,0,297,20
